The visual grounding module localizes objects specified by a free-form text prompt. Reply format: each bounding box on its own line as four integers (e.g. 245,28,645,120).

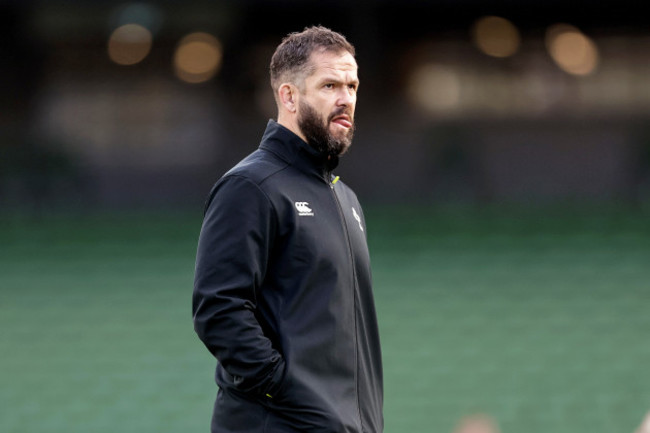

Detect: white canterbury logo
295,202,314,216
352,207,364,232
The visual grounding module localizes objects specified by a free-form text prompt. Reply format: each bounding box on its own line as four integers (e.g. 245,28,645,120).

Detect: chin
330,128,350,142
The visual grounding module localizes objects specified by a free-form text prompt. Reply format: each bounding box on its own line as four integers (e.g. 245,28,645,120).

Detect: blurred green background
2,206,649,433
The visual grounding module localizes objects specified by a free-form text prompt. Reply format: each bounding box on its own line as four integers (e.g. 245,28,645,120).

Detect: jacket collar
259,119,339,180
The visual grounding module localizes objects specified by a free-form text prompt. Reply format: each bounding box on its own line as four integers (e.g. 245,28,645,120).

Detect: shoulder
225,148,289,186
203,149,288,213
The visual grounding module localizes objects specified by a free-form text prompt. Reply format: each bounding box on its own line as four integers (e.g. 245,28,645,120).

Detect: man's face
296,50,359,157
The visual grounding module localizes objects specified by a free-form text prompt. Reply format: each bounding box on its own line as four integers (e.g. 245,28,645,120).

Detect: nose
337,87,355,107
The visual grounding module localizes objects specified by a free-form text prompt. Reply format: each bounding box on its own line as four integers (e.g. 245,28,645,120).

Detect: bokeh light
110,3,163,35
408,63,461,114
546,24,599,75
107,23,152,66
472,16,521,58
174,32,223,84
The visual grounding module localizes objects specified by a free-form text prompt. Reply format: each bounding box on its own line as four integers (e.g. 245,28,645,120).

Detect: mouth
330,114,352,129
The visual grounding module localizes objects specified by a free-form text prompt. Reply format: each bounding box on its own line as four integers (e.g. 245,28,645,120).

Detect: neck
276,112,307,143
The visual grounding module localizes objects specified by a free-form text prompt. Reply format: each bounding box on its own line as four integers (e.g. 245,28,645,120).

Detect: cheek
309,98,330,116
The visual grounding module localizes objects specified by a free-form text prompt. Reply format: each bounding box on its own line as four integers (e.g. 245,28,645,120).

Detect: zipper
328,177,363,431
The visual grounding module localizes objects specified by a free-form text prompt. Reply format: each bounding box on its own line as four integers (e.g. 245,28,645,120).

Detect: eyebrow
317,75,360,86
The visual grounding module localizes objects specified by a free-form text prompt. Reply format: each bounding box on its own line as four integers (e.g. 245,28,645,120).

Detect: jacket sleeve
192,174,284,397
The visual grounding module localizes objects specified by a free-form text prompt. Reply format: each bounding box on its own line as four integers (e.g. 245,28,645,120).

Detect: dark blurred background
3,0,650,212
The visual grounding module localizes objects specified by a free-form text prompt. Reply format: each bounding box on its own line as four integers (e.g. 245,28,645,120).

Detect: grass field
1,206,649,433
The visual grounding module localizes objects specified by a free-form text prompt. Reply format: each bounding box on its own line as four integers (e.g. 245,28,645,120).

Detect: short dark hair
269,26,355,95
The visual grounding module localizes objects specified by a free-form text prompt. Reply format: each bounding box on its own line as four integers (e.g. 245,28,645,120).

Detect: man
193,26,383,433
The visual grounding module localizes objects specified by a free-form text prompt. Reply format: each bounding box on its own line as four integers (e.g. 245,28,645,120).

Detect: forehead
307,50,358,80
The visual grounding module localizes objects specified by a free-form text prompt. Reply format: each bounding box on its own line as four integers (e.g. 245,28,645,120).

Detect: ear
278,83,297,113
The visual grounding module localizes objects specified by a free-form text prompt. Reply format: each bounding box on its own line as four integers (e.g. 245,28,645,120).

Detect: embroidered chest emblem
352,207,364,232
295,202,314,216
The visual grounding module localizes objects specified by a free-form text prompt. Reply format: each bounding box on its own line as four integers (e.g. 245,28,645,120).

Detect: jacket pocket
261,368,346,433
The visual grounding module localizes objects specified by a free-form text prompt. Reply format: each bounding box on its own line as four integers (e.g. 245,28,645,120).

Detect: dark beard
297,101,354,157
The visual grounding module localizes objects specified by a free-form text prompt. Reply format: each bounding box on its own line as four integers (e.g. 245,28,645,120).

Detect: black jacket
193,120,383,433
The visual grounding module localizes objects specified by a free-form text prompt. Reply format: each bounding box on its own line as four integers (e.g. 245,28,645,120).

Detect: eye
348,84,358,92
324,83,334,89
